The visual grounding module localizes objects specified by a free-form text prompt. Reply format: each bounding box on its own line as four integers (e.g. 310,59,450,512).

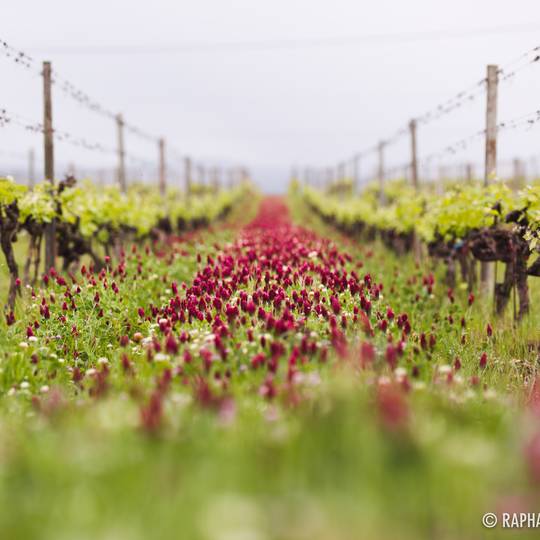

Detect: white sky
1,0,540,192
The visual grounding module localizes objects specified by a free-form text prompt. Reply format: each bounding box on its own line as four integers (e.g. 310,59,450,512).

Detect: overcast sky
1,0,540,192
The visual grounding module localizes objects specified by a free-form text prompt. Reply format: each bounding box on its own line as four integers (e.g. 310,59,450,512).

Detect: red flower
359,342,375,368
479,352,488,369
385,344,398,370
121,354,132,373
251,353,266,369
259,376,277,400
140,391,163,434
330,295,341,315
377,383,408,430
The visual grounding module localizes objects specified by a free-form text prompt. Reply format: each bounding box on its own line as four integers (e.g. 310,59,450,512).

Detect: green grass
0,196,539,540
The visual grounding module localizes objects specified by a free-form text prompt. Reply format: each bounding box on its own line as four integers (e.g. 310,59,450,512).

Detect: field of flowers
1,190,540,539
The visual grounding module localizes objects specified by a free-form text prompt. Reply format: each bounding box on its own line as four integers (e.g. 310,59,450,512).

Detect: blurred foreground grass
0,197,539,540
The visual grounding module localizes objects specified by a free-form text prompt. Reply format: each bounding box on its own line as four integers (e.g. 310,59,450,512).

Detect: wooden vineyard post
158,138,166,197
466,163,474,183
240,168,249,186
513,158,524,186
303,168,310,186
214,167,221,192
184,157,192,198
484,65,499,186
352,154,360,194
198,165,206,187
28,148,35,188
116,114,126,192
227,168,235,189
409,119,423,263
42,61,56,271
378,141,386,204
326,167,333,188
481,64,498,293
409,119,419,190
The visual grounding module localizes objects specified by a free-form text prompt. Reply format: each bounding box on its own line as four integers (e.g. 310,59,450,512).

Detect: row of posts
299,64,500,196
299,157,533,189
37,60,248,271
298,64,502,289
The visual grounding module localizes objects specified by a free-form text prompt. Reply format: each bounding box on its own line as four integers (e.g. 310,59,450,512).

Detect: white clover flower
19,342,29,349
7,388,16,396
394,367,407,378
438,365,452,375
86,368,97,376
20,381,30,390
40,385,50,393
97,357,109,365
28,336,38,343
154,353,170,362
